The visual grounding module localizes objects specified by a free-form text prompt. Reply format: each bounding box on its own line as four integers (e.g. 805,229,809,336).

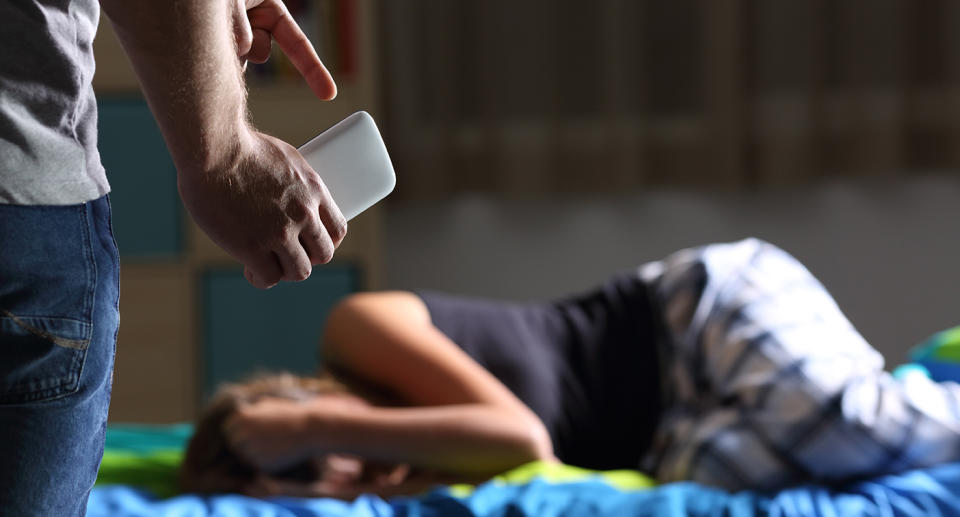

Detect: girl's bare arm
225,291,555,477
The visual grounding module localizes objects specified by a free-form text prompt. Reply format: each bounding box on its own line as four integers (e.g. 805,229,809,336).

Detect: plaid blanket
641,239,960,491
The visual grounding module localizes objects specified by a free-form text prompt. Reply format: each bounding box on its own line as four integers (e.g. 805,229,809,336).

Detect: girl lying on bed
180,238,960,498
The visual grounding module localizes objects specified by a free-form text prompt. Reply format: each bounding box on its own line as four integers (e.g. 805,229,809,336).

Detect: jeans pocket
0,314,92,404
0,202,97,405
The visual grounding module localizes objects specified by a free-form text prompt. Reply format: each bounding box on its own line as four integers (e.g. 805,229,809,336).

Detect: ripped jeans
0,195,119,516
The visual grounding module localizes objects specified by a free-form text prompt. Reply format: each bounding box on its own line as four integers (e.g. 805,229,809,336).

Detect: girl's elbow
520,415,556,463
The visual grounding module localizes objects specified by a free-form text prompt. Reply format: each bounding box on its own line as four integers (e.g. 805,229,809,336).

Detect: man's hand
102,0,344,289
178,129,347,289
230,0,337,100
222,0,343,287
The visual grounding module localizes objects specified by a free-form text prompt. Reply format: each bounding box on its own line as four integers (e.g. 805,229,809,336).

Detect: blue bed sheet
88,462,960,517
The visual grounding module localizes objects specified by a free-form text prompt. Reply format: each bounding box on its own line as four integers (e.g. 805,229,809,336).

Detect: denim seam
81,201,96,318
67,200,100,399
105,195,121,395
104,195,121,316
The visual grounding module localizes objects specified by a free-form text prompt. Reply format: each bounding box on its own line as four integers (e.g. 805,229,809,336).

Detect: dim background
93,0,960,423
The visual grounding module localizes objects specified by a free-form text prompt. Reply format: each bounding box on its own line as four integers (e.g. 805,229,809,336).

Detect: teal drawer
202,266,358,395
97,97,181,257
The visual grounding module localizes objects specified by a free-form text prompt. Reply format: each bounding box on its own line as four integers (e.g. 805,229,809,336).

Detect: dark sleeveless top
416,272,662,471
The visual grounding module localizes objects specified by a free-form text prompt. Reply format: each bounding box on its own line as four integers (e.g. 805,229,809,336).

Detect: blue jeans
0,195,119,516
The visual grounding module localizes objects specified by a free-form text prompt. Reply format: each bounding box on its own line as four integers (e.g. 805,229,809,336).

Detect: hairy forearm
100,0,248,175
306,403,555,476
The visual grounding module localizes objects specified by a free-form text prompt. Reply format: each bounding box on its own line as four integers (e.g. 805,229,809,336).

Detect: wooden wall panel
110,263,197,423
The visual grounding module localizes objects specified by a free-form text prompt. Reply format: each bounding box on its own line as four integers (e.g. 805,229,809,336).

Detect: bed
88,422,960,517
90,327,960,516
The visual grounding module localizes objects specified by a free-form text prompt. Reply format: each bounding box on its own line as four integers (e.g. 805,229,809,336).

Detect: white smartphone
297,111,396,221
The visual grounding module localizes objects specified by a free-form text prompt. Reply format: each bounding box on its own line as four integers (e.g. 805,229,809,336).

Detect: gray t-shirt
0,0,109,205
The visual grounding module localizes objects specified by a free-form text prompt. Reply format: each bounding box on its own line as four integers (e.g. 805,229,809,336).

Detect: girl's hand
223,397,316,472
223,393,368,471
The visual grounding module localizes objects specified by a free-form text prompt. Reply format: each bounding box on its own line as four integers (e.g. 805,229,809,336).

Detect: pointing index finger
248,0,337,100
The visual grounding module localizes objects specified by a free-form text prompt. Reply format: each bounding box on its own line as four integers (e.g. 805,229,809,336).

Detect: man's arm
100,0,346,288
